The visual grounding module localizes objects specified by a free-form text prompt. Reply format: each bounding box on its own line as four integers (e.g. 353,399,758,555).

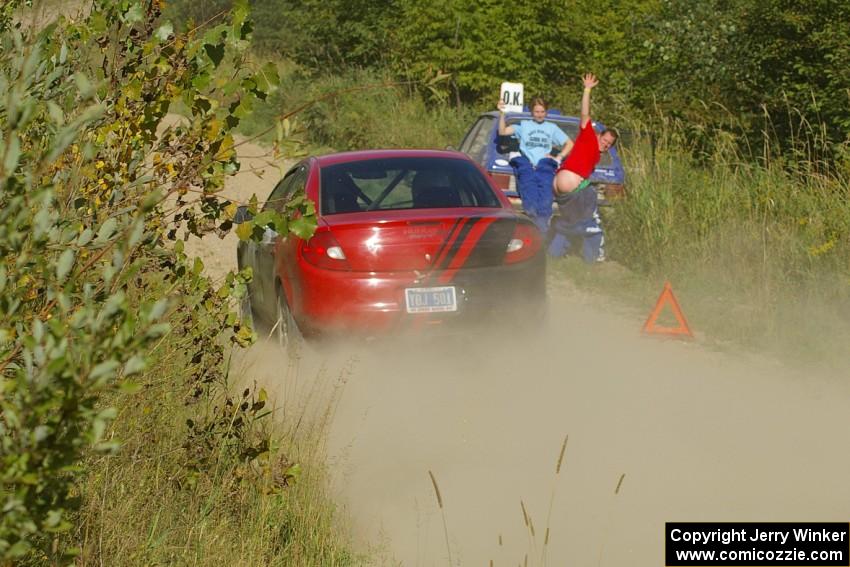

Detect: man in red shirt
553,73,618,195
549,74,618,262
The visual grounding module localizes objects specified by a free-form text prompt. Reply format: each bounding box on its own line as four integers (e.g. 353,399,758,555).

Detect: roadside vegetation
1,0,356,564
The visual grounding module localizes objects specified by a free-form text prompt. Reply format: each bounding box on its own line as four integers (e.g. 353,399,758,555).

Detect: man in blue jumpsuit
498,96,572,233
547,184,605,263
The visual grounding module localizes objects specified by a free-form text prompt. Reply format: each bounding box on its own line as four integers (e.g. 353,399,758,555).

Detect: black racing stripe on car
458,218,517,269
436,217,481,272
430,218,465,270
436,217,498,284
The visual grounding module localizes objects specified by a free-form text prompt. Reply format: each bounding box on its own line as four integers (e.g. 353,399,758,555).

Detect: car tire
273,287,302,353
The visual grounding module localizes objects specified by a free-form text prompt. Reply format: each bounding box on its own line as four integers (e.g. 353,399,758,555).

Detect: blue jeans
511,155,558,233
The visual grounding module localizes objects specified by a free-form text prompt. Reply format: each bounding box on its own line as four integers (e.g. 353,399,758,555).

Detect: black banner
666,523,850,566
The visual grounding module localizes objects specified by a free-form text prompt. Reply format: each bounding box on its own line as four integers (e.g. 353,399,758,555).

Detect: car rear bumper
293,256,545,335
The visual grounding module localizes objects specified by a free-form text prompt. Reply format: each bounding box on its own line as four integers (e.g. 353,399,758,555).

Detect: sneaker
508,151,521,161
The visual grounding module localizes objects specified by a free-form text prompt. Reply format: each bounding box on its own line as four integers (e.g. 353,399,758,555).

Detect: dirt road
211,143,850,566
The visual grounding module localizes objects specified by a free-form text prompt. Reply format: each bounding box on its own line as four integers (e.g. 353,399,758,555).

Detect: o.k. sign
500,82,524,113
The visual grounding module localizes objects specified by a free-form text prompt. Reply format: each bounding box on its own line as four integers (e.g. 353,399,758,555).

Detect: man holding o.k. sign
497,83,573,233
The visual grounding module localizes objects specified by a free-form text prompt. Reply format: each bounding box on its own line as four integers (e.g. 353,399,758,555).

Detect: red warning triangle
642,281,694,338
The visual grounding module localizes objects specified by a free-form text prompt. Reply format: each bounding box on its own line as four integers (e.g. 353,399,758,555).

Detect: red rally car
236,149,546,345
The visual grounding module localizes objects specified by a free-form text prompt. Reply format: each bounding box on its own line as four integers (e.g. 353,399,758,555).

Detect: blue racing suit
510,155,559,234
548,182,605,263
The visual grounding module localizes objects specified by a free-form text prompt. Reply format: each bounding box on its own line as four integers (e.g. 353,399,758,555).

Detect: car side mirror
234,205,253,224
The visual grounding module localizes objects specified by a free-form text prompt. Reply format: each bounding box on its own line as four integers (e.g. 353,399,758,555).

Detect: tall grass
238,64,478,153
68,343,359,566
593,109,850,364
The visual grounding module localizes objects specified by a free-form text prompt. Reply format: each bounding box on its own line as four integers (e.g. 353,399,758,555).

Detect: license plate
405,286,457,314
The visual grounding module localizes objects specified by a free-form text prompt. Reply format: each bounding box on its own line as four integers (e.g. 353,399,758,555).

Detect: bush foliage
0,0,316,562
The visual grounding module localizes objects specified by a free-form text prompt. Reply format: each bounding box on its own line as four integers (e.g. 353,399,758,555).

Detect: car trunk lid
318,210,522,273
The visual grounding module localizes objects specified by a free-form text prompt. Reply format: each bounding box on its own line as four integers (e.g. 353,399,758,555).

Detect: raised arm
497,100,515,135
580,73,598,127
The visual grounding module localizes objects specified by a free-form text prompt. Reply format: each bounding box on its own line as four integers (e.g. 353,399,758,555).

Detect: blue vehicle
458,109,626,208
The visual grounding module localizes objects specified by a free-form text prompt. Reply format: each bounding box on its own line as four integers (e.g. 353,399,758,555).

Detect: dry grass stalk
428,469,453,567
542,434,569,566
428,469,443,509
615,473,626,495
555,435,568,474
598,472,628,566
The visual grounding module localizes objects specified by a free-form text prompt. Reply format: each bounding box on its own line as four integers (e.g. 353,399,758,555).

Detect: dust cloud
203,139,850,565
232,284,850,566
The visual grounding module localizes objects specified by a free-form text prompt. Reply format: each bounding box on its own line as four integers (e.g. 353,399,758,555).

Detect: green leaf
289,216,316,239
90,360,120,382
7,541,31,557
254,62,280,95
91,418,106,443
45,510,63,528
145,323,170,339
73,72,94,99
231,0,249,35
252,210,274,229
123,4,143,23
235,222,253,241
77,228,93,246
155,22,173,41
118,379,142,394
149,298,169,320
233,95,253,119
123,356,147,376
3,134,20,173
90,11,107,33
56,249,75,282
96,217,118,244
204,43,225,67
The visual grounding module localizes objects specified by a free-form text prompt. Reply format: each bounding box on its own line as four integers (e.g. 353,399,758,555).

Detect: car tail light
490,172,512,190
301,229,352,270
503,222,542,265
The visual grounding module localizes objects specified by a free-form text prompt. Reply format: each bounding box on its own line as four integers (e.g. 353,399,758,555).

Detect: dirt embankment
205,145,850,567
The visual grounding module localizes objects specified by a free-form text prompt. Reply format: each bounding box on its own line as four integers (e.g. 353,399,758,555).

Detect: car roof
478,110,608,129
314,149,472,167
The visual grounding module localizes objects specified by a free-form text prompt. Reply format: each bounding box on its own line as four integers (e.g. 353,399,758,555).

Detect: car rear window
506,118,613,167
320,157,501,215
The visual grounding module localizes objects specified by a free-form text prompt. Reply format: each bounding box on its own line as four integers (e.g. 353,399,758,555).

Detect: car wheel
273,288,302,352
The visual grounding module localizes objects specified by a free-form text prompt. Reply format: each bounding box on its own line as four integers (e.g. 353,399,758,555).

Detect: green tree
743,0,850,142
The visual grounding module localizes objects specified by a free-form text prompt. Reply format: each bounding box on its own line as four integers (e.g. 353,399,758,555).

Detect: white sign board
500,82,524,113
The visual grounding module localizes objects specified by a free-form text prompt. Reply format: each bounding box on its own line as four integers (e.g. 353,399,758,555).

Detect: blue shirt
512,120,569,166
